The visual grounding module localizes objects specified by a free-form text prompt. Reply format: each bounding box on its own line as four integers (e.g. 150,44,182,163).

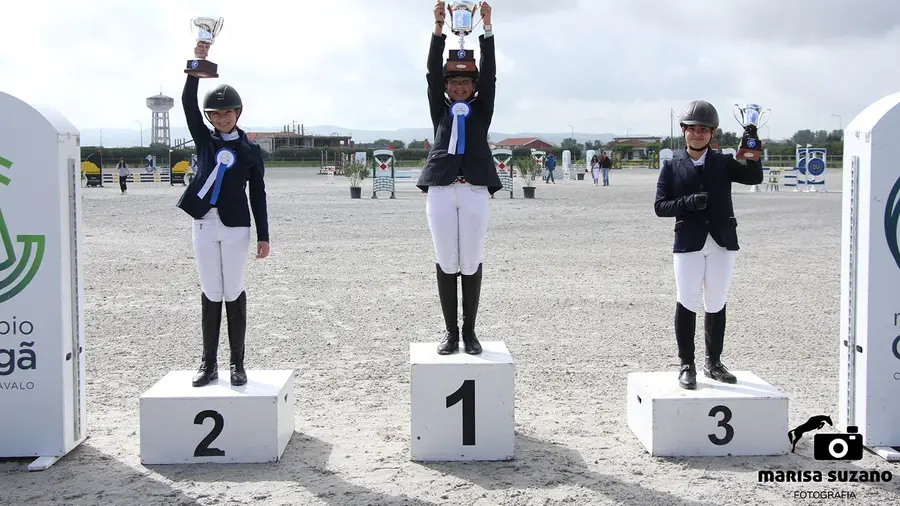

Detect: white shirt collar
689,148,708,166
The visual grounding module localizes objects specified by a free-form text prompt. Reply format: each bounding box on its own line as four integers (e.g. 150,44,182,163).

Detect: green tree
561,137,578,150
712,129,740,149
791,129,815,145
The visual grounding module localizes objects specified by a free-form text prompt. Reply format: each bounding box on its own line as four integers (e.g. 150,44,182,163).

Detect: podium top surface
410,341,514,365
140,370,294,399
629,371,788,400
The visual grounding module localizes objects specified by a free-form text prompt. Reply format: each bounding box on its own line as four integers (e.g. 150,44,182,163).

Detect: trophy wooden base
737,124,763,161
185,59,218,78
736,147,763,161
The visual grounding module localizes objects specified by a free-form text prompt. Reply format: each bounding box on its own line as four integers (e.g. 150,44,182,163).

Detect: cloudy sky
3,0,900,140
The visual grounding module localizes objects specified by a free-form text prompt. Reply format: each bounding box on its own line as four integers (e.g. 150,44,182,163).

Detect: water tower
146,94,175,146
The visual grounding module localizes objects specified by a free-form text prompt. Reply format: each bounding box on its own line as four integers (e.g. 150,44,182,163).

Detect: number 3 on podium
446,380,476,446
708,405,735,446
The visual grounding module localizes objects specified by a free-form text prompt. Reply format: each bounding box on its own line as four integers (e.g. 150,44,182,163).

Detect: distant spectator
600,151,612,186
116,158,130,194
545,153,556,184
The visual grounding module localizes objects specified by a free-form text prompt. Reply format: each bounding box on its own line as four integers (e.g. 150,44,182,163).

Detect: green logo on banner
0,155,46,304
887,174,900,271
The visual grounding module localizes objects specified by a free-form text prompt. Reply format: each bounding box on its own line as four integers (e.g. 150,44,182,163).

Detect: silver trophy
185,17,225,78
733,104,771,160
447,1,483,49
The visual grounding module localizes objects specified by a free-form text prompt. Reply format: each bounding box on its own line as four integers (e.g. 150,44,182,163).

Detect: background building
247,124,353,153
493,137,554,151
606,136,662,159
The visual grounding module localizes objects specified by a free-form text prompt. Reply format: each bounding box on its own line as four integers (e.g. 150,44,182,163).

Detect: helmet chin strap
687,143,709,152
681,125,711,153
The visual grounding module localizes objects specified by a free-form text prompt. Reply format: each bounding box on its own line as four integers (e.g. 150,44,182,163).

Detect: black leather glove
687,192,708,211
742,124,762,151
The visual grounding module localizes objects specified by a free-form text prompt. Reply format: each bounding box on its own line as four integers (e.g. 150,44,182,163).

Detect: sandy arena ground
3,167,898,506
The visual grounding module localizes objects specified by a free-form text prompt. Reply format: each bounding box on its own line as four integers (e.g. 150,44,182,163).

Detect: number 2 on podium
446,380,476,446
194,410,225,457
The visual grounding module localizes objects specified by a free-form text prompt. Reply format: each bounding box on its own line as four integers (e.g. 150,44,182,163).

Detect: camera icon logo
813,425,864,461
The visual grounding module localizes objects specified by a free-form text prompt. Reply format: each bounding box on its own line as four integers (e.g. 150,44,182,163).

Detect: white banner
839,92,900,459
0,91,86,470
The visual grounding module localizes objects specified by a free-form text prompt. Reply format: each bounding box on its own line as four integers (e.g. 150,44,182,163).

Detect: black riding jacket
416,33,502,194
176,75,270,243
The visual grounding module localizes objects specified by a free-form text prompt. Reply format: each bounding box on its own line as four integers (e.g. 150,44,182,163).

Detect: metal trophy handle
733,104,746,127
758,108,772,128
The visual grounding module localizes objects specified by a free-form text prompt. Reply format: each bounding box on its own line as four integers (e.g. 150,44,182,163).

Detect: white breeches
192,208,251,302
592,168,600,180
425,182,490,275
673,234,736,313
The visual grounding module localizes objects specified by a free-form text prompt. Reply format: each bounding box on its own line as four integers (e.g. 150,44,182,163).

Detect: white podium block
627,371,789,457
410,341,515,461
139,370,295,465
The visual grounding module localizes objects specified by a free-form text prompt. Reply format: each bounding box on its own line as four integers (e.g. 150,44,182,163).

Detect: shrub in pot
344,160,370,199
515,156,541,198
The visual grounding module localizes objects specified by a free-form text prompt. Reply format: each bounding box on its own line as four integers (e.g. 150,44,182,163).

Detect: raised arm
475,3,495,121
476,34,496,121
182,44,213,146
427,3,448,127
727,156,764,185
183,75,212,146
728,126,765,184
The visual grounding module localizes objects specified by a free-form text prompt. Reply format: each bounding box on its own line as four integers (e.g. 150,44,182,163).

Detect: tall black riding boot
675,302,697,390
192,293,223,387
436,264,460,354
704,304,736,384
460,264,483,355
225,291,248,386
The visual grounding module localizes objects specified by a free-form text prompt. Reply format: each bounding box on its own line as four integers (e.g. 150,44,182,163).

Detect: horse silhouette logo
788,415,833,453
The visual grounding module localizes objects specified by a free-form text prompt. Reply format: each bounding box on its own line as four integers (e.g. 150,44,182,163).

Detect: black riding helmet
679,100,719,130
203,84,243,124
444,67,480,82
443,48,479,98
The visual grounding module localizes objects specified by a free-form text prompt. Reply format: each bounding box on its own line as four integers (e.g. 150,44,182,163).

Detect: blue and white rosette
197,148,237,204
448,101,471,155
